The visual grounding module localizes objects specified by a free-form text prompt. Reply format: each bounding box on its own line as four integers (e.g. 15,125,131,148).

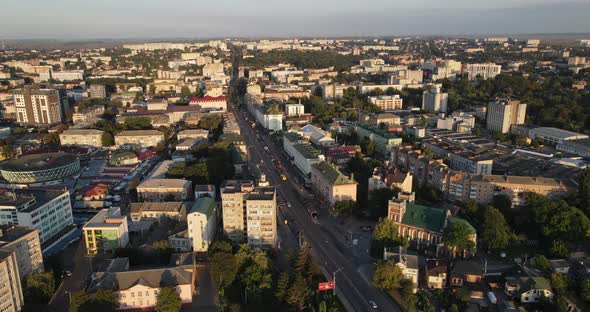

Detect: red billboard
318,282,334,291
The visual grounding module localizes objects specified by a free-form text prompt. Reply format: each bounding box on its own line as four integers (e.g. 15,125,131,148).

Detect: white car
368,300,378,309
287,202,292,208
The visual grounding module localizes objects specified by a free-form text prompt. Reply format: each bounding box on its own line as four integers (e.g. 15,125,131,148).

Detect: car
61,270,72,278
287,202,292,208
368,300,378,309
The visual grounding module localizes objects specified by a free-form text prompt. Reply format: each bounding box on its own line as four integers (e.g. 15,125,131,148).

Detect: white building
369,95,403,111
187,197,217,252
59,129,105,148
486,100,527,133
422,86,448,113
528,127,588,145
300,124,336,146
285,103,305,116
0,190,73,244
467,63,502,80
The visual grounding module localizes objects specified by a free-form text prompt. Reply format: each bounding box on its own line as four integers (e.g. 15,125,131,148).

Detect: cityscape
1,1,590,312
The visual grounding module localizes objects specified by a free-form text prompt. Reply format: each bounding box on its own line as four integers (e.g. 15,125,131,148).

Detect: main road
231,102,401,311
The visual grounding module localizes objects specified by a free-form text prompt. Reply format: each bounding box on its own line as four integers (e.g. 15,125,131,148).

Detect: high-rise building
467,63,502,80
89,84,107,99
486,99,527,133
220,180,277,248
422,86,448,113
0,249,24,312
12,86,64,126
0,225,43,279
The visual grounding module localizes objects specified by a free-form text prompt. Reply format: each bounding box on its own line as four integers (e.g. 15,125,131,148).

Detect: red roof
189,96,226,103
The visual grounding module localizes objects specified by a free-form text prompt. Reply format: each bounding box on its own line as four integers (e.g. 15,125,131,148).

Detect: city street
232,104,401,312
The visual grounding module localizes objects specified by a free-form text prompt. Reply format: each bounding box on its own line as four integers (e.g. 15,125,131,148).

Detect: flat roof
293,143,322,159
130,202,187,214
0,189,67,213
116,130,163,136
137,178,191,189
0,225,37,246
0,153,79,172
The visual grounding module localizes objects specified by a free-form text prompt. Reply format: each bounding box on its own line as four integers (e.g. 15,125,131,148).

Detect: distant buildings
369,95,403,111
59,129,105,148
0,249,23,312
72,105,105,124
187,197,217,252
115,130,165,148
83,207,129,255
422,86,448,113
486,99,527,133
368,168,413,194
0,225,43,278
13,85,64,126
300,124,335,146
283,132,325,181
311,161,357,205
467,63,501,80
136,179,192,202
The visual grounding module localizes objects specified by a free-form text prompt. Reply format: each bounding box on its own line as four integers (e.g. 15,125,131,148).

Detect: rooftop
293,143,322,159
137,178,191,189
84,208,126,228
246,186,276,201
61,129,105,136
116,130,163,137
401,202,448,233
189,196,216,218
88,266,192,292
357,123,400,140
312,161,356,185
0,189,68,213
130,202,187,214
471,174,577,189
0,153,79,172
0,225,37,247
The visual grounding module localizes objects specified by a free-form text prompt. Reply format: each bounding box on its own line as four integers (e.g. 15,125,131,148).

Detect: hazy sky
1,0,589,39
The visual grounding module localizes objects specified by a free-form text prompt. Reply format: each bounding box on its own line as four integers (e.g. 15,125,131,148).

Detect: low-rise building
0,225,43,278
355,124,402,156
194,184,216,199
83,207,129,255
557,138,590,157
301,124,336,146
383,246,419,293
368,168,413,194
189,96,226,112
60,129,105,147
426,259,448,289
177,129,209,140
115,130,165,148
369,95,403,111
72,105,105,124
187,197,217,252
311,161,357,206
129,202,188,221
529,127,588,145
168,230,190,252
136,179,192,202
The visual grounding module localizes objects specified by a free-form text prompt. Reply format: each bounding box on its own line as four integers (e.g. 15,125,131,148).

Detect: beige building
422,86,448,113
187,197,217,252
72,105,105,124
136,179,192,202
0,225,43,279
486,99,527,133
467,63,501,80
0,249,24,312
115,130,165,148
13,86,63,126
311,161,357,205
60,129,105,147
221,180,253,244
369,95,403,111
129,202,188,221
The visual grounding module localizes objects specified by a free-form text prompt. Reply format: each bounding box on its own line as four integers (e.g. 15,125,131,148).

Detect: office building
369,95,403,111
0,189,73,244
467,63,501,80
187,197,217,252
422,86,448,113
83,207,129,255
0,225,43,278
528,127,588,145
486,100,527,133
13,86,64,126
311,161,357,206
59,129,105,148
0,250,23,312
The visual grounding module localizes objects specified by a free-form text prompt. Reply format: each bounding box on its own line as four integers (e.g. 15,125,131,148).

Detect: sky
0,0,589,39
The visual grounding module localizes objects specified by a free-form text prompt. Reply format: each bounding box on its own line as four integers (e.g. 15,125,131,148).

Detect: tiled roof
189,95,226,103
88,267,192,292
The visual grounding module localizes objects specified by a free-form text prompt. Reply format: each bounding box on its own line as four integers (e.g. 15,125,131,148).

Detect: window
131,292,135,298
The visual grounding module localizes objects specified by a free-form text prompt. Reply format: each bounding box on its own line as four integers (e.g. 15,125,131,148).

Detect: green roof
448,216,476,234
294,143,321,159
312,161,356,185
401,203,448,233
284,131,304,142
189,196,216,218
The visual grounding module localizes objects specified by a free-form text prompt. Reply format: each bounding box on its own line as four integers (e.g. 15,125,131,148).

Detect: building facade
311,161,357,206
0,225,43,279
369,95,403,111
136,179,192,202
115,130,165,148
486,100,527,133
187,197,217,252
13,86,64,126
60,129,105,147
467,63,502,80
422,86,448,113
83,208,129,255
0,250,23,312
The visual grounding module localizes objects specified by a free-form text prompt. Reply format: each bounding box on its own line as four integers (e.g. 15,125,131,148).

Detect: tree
208,241,237,289
551,273,568,295
101,132,114,146
481,207,512,251
529,255,550,271
579,167,590,215
286,274,310,311
24,272,55,305
493,194,512,212
373,260,404,290
275,272,290,301
368,188,399,219
180,86,192,99
155,287,182,312
415,290,435,312
371,219,408,258
580,278,590,301
333,200,356,216
124,117,152,130
93,289,118,311
69,291,90,312
449,304,459,312
443,220,476,256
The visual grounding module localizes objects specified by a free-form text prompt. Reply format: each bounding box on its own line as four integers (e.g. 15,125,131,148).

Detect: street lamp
333,267,343,296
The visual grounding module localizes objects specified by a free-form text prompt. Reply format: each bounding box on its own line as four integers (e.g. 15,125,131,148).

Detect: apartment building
285,103,305,116
0,250,23,312
244,94,283,132
0,225,43,279
369,95,403,111
355,124,403,156
89,84,107,99
300,124,336,146
436,112,475,133
311,161,357,206
467,63,502,80
115,130,165,148
486,99,527,133
59,129,105,148
320,84,350,99
221,180,254,243
187,197,217,252
136,179,192,202
72,105,105,124
177,129,209,140
13,85,64,126
83,207,129,255
422,86,448,113
368,168,413,194
0,189,73,244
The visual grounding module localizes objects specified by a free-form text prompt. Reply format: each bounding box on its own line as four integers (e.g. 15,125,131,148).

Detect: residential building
245,187,277,249
83,207,129,255
369,95,403,111
422,86,448,113
383,246,419,293
486,99,527,133
221,180,254,243
436,112,475,133
421,139,494,175
115,130,165,148
13,85,64,126
129,202,188,221
59,129,105,148
89,84,107,99
287,142,324,180
368,168,413,194
0,250,23,312
355,124,402,156
467,63,502,80
506,276,553,303
177,129,209,140
72,105,105,124
187,197,217,252
311,161,357,206
189,96,227,112
320,84,349,99
426,259,448,289
0,189,73,244
244,95,283,132
168,230,190,252
0,225,43,278
136,179,192,202
450,260,484,287
285,103,305,116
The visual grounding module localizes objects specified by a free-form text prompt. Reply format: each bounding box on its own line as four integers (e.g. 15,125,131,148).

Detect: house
549,259,570,274
383,246,419,293
300,124,336,146
426,259,448,289
168,230,190,253
368,167,413,194
450,260,484,287
82,183,109,201
505,276,553,303
129,202,188,222
194,184,216,199
310,161,357,206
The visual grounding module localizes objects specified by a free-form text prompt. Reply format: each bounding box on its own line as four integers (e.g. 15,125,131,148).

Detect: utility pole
333,267,343,295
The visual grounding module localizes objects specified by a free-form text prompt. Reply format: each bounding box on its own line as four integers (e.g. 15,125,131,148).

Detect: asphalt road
232,104,402,312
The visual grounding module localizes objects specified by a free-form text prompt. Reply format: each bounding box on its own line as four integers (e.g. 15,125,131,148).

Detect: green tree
450,304,459,312
481,207,512,251
371,219,408,258
580,278,590,301
208,241,238,289
124,117,153,130
579,167,590,215
93,289,118,311
551,273,568,295
101,132,114,146
180,86,192,99
415,290,435,312
155,287,182,312
333,200,357,216
530,255,550,271
275,272,290,301
286,274,311,311
69,291,91,312
373,260,404,290
368,188,399,219
24,272,56,305
443,220,476,256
